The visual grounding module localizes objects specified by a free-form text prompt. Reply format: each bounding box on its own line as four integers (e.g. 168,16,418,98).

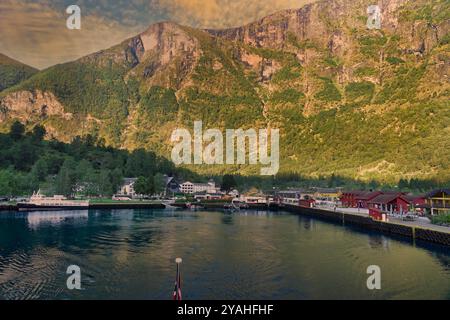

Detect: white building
180,180,219,195
118,178,138,197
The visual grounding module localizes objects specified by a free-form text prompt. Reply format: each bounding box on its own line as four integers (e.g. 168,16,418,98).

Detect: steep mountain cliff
0,0,449,183
0,53,38,92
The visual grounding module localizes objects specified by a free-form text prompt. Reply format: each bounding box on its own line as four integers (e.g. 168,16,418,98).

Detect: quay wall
89,203,166,210
282,204,450,246
1,203,166,211
415,228,450,246
0,205,16,211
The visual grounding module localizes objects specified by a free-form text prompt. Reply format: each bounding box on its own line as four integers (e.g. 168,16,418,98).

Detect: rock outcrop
0,90,72,123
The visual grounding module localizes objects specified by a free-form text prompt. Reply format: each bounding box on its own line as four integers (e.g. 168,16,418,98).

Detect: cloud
155,0,317,28
0,0,317,69
0,0,142,69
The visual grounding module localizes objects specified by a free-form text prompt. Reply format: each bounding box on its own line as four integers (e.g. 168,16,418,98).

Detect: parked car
402,214,416,221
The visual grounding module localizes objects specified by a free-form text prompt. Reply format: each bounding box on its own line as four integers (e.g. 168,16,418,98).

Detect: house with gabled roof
367,193,411,214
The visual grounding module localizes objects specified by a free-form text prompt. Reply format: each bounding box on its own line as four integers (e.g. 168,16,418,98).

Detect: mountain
0,0,449,183
0,53,38,92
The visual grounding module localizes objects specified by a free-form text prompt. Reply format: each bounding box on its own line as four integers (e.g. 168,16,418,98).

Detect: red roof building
404,194,426,214
340,191,382,208
367,193,411,214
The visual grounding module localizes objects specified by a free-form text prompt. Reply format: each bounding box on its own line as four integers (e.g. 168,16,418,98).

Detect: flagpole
173,257,182,300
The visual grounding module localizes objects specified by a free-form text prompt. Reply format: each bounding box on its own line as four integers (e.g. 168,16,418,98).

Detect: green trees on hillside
221,175,237,192
345,82,375,104
0,122,178,197
134,176,155,196
315,77,342,102
0,58,37,92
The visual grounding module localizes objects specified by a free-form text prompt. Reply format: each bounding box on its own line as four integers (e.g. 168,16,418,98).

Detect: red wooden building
340,191,382,208
367,193,411,214
404,194,426,214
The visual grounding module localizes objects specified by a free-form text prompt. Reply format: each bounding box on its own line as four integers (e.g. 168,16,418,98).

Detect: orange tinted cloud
156,0,317,28
0,0,317,69
0,0,141,69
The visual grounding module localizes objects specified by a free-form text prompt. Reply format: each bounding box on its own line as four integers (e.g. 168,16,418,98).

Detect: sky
0,0,317,69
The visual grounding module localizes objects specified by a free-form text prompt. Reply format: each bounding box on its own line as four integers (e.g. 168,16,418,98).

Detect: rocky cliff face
0,0,449,182
0,90,71,122
131,22,202,89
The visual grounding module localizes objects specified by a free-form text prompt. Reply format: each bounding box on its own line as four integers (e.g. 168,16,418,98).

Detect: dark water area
0,209,449,300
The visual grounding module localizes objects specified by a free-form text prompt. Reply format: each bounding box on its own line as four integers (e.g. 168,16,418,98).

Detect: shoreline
281,204,450,247
0,202,166,212
1,201,449,246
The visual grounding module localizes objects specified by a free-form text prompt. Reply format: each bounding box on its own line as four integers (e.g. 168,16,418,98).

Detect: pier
281,204,450,246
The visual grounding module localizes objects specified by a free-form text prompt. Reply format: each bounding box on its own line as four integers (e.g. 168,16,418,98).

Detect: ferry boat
17,191,90,211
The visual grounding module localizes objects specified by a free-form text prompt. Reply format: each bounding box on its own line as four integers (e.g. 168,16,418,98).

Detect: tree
11,140,37,171
398,178,409,191
0,168,28,196
328,173,337,188
134,176,155,196
10,121,25,141
31,125,46,142
0,169,15,196
154,173,166,195
110,168,124,196
55,158,78,196
221,175,237,192
98,170,114,196
30,158,49,182
75,160,98,196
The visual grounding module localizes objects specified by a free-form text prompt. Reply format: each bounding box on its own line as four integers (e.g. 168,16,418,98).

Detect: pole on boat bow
172,257,182,300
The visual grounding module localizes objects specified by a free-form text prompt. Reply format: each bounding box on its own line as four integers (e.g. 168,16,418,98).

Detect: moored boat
17,191,90,212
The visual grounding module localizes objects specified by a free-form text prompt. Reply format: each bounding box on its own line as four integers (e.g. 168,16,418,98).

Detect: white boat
17,190,90,211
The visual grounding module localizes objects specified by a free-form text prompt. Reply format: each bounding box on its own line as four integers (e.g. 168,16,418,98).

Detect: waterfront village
1,175,449,233
113,177,450,225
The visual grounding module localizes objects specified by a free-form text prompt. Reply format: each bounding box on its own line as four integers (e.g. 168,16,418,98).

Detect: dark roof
314,188,340,193
342,190,366,195
368,193,409,205
403,194,426,201
355,191,383,200
342,190,380,198
122,178,137,185
426,189,450,198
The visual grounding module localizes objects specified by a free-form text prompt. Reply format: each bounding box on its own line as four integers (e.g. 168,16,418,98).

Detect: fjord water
0,209,449,300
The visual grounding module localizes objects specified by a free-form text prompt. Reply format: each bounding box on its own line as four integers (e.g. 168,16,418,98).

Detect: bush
431,214,450,226
345,81,375,104
386,57,405,65
270,89,305,104
315,77,342,102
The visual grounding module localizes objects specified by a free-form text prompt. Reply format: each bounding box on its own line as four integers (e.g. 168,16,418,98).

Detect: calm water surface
0,209,449,300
